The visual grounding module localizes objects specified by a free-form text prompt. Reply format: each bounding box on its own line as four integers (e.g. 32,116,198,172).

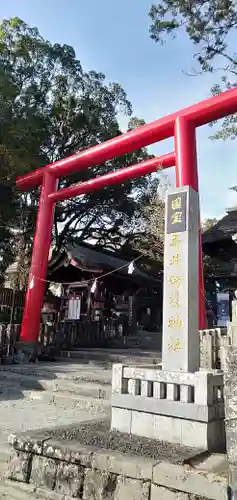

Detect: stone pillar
227,296,237,346
223,346,237,498
110,187,225,451
162,186,199,372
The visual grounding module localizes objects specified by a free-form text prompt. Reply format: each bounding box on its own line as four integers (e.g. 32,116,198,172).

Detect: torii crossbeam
16,88,237,344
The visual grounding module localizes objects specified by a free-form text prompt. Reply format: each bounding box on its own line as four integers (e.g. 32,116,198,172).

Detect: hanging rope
19,253,154,287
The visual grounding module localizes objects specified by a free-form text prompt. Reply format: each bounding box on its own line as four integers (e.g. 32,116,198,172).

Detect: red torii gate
16,88,237,344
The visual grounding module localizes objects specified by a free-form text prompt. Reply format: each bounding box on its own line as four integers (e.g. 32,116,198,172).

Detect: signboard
217,292,229,327
166,192,187,234
68,296,81,320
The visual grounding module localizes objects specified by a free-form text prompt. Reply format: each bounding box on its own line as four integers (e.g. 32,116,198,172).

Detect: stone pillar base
111,364,225,452
15,341,39,363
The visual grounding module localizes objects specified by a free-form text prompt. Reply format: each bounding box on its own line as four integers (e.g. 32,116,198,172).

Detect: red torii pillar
16,87,237,345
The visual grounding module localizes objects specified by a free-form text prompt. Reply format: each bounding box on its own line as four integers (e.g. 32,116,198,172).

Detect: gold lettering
168,276,183,289
168,314,182,329
169,292,181,308
170,233,181,249
171,197,181,210
170,253,180,266
168,337,182,352
171,211,182,225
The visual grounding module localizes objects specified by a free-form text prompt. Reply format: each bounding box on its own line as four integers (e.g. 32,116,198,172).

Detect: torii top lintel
16,87,237,192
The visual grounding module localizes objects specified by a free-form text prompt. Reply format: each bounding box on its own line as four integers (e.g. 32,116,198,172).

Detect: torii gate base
16,88,237,346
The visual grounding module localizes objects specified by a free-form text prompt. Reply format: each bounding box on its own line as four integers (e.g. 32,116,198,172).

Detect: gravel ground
33,418,203,464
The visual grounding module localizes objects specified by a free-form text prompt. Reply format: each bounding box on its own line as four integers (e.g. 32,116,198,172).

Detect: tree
201,218,218,233
133,194,164,263
0,145,22,283
0,17,156,278
134,203,224,276
132,175,170,266
149,1,237,140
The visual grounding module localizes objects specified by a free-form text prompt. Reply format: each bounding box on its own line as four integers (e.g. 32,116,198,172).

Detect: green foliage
133,194,164,263
0,17,156,277
0,145,21,283
131,177,165,267
149,1,237,140
135,208,226,277
201,218,218,233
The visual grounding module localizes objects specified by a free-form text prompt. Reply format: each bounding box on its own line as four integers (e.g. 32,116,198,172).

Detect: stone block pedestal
111,364,225,451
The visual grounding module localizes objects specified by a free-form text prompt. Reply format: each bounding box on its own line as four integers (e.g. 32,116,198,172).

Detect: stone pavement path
0,399,104,454
0,349,161,457
0,360,112,497
0,360,112,455
0,354,161,497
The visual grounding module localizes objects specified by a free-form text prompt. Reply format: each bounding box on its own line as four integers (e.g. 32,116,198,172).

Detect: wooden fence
0,316,132,361
0,287,133,360
56,317,131,349
0,288,25,323
0,288,60,324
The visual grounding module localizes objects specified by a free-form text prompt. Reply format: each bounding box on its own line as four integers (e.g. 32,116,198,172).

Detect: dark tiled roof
203,209,237,244
202,209,237,261
50,242,159,284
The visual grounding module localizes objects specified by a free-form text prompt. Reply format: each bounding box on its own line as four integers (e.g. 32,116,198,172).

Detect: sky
1,0,237,219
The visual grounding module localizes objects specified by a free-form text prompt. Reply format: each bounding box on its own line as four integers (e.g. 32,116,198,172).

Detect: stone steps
0,371,111,399
19,389,109,413
0,363,112,414
110,338,161,350
58,347,161,366
122,338,161,350
0,361,113,458
0,363,112,385
0,352,161,426
0,378,110,415
107,330,162,351
0,351,160,471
